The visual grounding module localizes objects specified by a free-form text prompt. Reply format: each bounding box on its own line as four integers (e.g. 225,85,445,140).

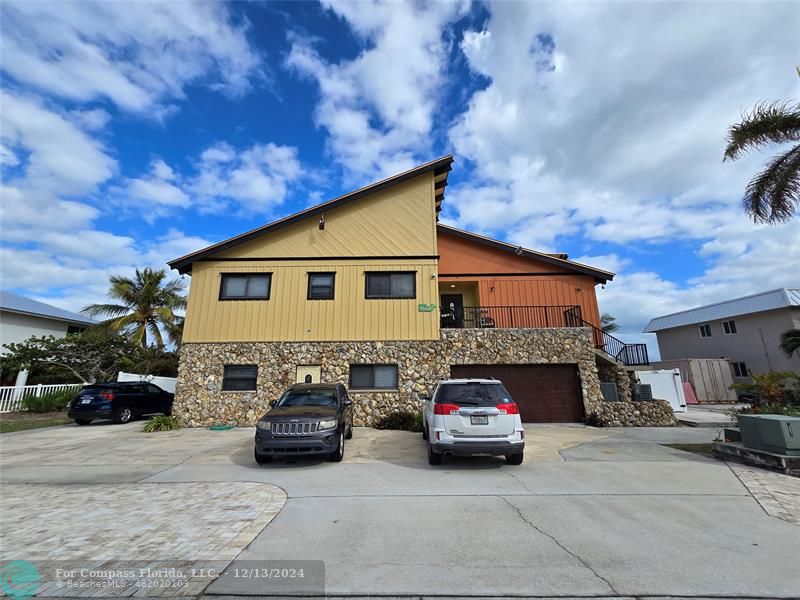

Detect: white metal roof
0,290,96,326
644,288,800,333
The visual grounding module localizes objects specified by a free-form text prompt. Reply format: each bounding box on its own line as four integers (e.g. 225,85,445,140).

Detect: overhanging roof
437,224,615,284
644,288,800,333
168,156,454,274
0,290,96,326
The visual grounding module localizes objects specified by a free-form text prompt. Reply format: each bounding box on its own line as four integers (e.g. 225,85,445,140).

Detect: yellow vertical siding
182,260,439,342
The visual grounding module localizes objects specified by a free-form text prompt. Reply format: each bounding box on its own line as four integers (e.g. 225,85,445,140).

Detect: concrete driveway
1,420,798,599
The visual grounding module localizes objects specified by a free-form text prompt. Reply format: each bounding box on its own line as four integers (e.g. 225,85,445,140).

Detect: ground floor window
349,364,398,390
732,362,748,378
222,365,258,391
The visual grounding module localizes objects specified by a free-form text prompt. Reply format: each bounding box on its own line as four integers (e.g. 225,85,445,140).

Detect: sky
1,0,798,357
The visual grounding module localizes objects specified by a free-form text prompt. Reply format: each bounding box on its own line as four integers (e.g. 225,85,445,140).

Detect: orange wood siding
437,231,602,327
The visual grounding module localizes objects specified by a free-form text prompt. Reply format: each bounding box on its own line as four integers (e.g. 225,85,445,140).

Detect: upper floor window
307,272,335,300
365,272,416,299
732,362,748,378
222,365,258,391
220,273,271,300
699,324,712,338
722,320,737,335
349,364,398,390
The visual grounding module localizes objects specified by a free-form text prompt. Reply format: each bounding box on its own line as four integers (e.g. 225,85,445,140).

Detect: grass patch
0,411,72,433
663,443,716,458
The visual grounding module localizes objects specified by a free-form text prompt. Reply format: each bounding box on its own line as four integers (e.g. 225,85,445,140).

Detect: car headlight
256,421,271,430
317,418,337,431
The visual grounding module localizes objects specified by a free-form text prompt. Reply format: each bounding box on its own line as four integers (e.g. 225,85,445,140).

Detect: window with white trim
732,362,748,378
722,320,737,335
699,324,712,338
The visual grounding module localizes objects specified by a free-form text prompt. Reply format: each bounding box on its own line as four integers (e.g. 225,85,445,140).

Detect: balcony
439,304,649,366
440,305,581,329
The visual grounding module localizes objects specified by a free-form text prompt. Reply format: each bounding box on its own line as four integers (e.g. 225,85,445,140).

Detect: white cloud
442,0,800,353
286,0,469,180
190,142,303,213
0,1,263,115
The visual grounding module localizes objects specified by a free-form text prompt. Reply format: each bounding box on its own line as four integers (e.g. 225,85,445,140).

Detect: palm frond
82,303,131,318
780,329,800,358
724,101,800,161
743,144,800,223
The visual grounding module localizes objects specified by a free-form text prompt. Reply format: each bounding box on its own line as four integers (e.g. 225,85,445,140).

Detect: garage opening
449,364,584,423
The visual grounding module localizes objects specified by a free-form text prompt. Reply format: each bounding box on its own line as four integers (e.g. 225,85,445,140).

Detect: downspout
758,328,774,371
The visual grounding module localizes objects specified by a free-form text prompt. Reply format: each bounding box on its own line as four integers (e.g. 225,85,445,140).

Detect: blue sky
1,0,798,356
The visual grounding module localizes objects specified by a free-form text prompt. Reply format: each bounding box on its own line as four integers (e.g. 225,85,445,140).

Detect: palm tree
723,99,800,224
83,268,186,348
780,329,800,358
600,313,620,334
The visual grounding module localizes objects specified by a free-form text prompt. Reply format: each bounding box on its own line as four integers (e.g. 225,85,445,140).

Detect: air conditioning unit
633,384,653,402
600,382,619,402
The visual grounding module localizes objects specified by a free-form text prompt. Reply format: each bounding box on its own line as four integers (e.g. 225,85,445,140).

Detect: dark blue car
67,382,174,425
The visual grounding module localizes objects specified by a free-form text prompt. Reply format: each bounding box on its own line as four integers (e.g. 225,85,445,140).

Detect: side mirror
420,395,431,402
269,400,276,408
343,399,353,406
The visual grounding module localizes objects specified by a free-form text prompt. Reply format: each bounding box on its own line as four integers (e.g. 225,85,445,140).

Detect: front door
441,294,464,328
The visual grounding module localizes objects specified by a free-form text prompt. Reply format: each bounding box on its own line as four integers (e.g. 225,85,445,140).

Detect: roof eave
436,224,615,284
168,155,454,275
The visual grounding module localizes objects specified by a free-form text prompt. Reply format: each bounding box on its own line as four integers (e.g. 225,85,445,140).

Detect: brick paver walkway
729,463,800,525
0,482,286,597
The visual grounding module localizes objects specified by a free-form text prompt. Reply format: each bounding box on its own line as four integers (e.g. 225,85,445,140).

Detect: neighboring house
644,288,800,381
170,157,664,428
0,291,96,354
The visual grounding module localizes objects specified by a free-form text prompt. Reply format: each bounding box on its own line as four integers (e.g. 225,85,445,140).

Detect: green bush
143,415,181,432
21,387,81,413
375,410,423,432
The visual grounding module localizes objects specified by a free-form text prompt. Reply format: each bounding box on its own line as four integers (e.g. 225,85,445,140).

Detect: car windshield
438,383,513,407
276,389,338,407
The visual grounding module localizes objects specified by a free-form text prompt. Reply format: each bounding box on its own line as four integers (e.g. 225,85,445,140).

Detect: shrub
143,415,181,432
375,410,423,432
21,387,81,413
731,371,799,407
739,403,800,418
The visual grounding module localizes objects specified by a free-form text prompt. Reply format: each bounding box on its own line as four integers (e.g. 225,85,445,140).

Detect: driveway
1,421,798,599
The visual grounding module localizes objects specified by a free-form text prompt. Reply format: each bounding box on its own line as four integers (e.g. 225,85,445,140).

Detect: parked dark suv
254,383,354,464
67,382,174,425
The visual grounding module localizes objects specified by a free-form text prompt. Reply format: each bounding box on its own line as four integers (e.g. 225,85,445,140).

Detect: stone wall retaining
173,328,673,428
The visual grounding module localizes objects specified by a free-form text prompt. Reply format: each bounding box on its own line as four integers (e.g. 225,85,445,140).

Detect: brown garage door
450,365,584,423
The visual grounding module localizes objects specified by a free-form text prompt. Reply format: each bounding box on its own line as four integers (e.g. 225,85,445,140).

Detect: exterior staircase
564,308,649,366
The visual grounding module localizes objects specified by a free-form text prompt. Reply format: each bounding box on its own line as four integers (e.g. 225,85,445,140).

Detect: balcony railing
439,305,649,366
441,305,583,330
564,307,649,366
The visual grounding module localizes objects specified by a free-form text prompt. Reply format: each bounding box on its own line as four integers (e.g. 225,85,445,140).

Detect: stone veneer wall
174,328,602,427
173,327,675,428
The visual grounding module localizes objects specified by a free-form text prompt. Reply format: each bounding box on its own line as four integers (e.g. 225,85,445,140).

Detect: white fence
117,372,177,393
0,383,83,413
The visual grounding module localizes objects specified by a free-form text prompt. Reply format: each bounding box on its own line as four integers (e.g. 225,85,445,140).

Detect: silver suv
422,378,525,465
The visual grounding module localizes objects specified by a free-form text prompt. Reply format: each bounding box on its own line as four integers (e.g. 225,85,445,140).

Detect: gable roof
436,224,615,284
0,290,96,326
168,155,454,274
644,288,800,333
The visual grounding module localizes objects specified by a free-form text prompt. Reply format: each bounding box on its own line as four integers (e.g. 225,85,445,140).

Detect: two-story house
170,157,667,427
644,288,800,380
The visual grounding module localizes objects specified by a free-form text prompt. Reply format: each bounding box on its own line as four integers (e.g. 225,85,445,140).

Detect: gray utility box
756,415,799,456
738,414,800,455
737,415,763,451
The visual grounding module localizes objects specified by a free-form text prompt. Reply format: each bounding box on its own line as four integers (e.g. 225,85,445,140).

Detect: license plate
470,415,489,425
81,398,92,404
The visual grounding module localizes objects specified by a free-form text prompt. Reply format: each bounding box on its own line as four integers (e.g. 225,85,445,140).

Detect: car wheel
329,430,344,462
345,421,353,439
506,452,524,466
113,405,134,424
254,448,273,465
422,423,429,441
427,442,442,465
75,418,92,426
